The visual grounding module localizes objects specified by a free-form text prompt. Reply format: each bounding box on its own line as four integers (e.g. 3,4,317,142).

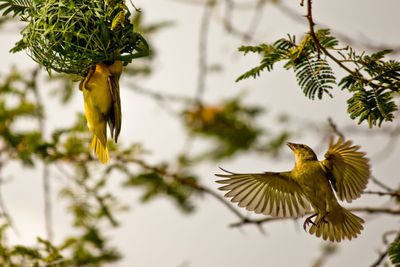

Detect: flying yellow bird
79,60,123,164
216,137,370,242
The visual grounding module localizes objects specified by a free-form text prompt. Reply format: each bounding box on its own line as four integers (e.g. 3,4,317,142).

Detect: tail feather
309,207,364,242
90,135,110,164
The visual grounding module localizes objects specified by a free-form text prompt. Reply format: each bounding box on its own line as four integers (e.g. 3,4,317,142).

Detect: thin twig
195,0,214,104
128,0,141,12
371,125,400,163
277,2,400,55
230,207,400,228
371,175,396,193
311,244,338,267
370,250,388,267
242,0,266,41
129,83,195,104
128,83,190,117
305,0,391,121
0,169,18,235
304,0,391,98
203,186,246,221
327,117,344,138
363,190,400,199
55,164,119,227
370,233,400,267
116,154,400,229
29,66,54,242
213,0,262,42
223,0,233,32
383,230,400,244
350,207,400,215
117,156,247,222
230,216,284,228
305,0,354,75
42,165,53,241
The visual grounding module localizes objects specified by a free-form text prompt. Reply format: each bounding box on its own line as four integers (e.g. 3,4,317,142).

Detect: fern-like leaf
338,71,363,91
236,40,295,82
347,87,397,127
238,44,267,55
294,58,335,99
235,62,272,82
388,237,400,266
340,48,400,127
315,29,338,49
0,0,30,17
274,38,296,52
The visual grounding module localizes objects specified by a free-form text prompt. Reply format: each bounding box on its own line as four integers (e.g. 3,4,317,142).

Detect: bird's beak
287,142,297,151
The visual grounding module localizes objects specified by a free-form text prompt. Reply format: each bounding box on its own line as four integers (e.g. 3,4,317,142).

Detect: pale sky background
1,0,400,266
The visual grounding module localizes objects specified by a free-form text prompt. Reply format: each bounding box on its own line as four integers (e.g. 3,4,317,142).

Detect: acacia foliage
238,29,399,127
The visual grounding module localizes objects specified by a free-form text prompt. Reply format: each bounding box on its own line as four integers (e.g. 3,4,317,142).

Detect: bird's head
287,142,318,162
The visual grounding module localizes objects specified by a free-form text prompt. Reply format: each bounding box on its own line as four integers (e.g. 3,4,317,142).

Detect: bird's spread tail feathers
309,206,363,242
90,135,110,164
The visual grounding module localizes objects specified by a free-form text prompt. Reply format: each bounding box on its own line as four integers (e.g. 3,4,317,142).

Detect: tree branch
363,190,400,199
305,0,355,75
229,207,400,228
327,117,344,138
370,233,400,267
304,0,392,97
30,66,54,242
55,164,119,227
42,165,53,241
370,175,397,193
0,168,18,235
195,0,214,104
279,1,400,55
116,155,247,221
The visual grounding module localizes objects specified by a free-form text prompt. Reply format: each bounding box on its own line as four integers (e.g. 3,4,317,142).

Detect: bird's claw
315,213,329,227
303,212,330,232
303,213,318,232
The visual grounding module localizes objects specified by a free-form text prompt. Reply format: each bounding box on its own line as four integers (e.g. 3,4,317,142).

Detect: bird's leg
315,212,330,227
303,213,318,231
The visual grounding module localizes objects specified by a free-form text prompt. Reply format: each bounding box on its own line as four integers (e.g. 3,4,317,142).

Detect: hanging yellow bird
79,60,123,164
216,137,370,242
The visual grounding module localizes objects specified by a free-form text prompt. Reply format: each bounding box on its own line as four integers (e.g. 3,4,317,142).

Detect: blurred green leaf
184,98,263,159
388,236,400,266
124,171,196,213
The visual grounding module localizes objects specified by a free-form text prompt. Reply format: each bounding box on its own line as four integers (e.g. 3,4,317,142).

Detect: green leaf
369,49,393,61
236,40,294,82
125,171,196,213
0,0,30,18
346,87,397,127
315,29,338,49
12,245,41,259
238,44,268,55
294,57,335,99
236,62,272,82
388,237,400,266
184,99,262,159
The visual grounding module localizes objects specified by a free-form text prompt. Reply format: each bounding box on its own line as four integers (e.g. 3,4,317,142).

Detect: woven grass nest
12,0,144,76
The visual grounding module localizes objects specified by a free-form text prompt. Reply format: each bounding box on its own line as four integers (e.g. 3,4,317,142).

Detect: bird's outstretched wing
215,168,311,217
321,136,370,203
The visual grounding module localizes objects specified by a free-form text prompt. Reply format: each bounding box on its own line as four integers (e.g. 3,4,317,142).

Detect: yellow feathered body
291,157,364,242
79,61,123,164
